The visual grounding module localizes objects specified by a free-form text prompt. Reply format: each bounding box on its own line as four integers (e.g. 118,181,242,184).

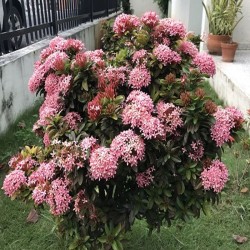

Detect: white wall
233,0,250,49
171,0,203,35
130,0,162,17
0,14,118,134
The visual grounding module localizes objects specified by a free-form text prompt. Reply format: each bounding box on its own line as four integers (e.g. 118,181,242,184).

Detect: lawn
0,86,249,250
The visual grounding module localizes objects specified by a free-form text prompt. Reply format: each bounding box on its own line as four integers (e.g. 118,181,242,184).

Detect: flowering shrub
2,12,244,249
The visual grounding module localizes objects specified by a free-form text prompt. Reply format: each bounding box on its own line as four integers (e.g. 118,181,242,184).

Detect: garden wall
0,14,119,134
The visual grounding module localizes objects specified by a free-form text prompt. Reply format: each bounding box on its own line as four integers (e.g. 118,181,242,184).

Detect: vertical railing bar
26,0,34,41
69,0,72,29
31,0,38,40
35,0,42,38
106,0,109,16
90,0,93,22
47,0,53,35
51,0,58,35
60,0,66,31
39,0,46,37
65,0,70,30
57,0,63,31
42,0,49,35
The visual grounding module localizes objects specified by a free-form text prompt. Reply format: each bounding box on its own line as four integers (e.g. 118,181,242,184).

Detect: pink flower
136,166,155,188
110,130,145,167
113,13,140,36
201,160,228,193
80,137,97,151
32,185,47,205
132,49,147,64
140,115,166,140
38,94,63,126
59,74,72,95
44,73,60,96
43,133,51,147
9,156,38,171
141,11,159,28
188,140,204,161
62,38,85,52
156,101,183,134
40,47,54,61
126,90,154,113
122,90,154,128
179,41,198,58
64,112,82,130
49,36,66,51
128,65,151,89
28,161,56,186
89,147,117,180
153,44,181,66
193,52,216,76
28,63,47,93
47,178,72,216
98,66,128,90
52,52,69,71
2,170,27,197
211,107,244,147
160,18,186,38
74,190,88,218
75,52,87,67
122,104,149,128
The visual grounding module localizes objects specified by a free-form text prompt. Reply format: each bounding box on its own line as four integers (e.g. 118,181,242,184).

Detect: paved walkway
210,50,250,117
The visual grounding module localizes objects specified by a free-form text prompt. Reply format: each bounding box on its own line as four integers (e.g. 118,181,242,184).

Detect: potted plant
202,0,243,55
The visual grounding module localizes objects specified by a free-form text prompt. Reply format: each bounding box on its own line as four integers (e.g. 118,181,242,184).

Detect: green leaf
186,170,191,180
82,79,88,91
98,236,107,244
177,181,185,195
176,197,185,210
113,223,122,237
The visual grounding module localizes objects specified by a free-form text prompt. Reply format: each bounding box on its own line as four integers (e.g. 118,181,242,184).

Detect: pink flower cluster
132,49,147,65
192,52,216,77
122,91,166,139
136,166,155,188
141,11,159,28
156,101,183,134
63,112,82,130
152,18,186,44
89,147,118,180
188,140,204,161
179,41,198,58
153,44,181,66
2,170,27,197
128,65,151,89
211,107,244,147
97,66,128,90
47,178,72,215
110,130,145,167
201,160,228,193
113,13,140,36
28,161,55,186
160,18,186,38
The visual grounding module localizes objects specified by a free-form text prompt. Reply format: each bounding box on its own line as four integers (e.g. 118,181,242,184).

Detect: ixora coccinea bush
2,12,244,250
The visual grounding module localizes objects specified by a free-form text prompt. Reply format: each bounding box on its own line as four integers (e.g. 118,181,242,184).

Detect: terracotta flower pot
221,42,238,62
206,34,231,55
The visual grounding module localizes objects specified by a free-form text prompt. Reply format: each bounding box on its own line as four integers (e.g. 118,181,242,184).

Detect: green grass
0,87,249,250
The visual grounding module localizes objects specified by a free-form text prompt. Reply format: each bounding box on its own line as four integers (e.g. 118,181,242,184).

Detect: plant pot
221,42,238,62
206,34,231,55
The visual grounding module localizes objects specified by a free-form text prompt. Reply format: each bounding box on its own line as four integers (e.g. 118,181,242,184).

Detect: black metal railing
0,0,121,55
